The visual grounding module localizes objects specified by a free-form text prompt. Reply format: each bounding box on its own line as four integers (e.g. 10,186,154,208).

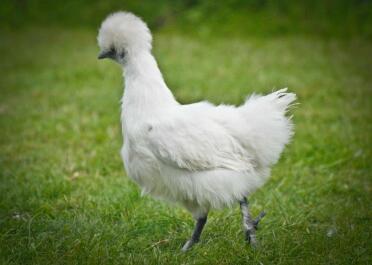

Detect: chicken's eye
119,51,126,59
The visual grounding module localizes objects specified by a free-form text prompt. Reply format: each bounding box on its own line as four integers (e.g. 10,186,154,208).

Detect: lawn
0,27,371,264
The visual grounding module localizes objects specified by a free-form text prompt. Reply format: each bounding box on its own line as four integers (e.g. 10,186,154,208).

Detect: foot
181,239,198,252
245,211,266,247
245,230,258,247
181,216,207,252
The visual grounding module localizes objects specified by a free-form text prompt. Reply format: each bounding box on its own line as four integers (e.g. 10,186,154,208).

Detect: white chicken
97,11,296,251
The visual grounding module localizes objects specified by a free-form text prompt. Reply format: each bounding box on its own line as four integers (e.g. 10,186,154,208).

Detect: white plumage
97,11,296,250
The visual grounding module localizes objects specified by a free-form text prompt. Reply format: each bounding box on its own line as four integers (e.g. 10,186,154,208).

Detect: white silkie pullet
97,11,296,251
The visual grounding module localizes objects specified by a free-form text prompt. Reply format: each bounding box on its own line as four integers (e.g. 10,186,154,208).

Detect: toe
253,211,266,229
181,240,193,252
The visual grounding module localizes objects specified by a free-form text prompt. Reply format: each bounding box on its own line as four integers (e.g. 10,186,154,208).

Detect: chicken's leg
239,197,265,247
181,216,207,252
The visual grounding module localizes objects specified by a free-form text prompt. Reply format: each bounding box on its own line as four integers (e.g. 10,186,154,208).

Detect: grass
0,27,371,264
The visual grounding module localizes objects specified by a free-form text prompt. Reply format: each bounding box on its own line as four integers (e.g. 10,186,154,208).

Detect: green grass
0,27,371,264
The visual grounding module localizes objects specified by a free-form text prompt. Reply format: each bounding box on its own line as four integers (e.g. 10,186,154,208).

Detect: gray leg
239,197,265,247
181,216,207,252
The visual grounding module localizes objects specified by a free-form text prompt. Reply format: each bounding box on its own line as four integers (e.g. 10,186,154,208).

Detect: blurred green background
0,1,371,264
2,0,372,38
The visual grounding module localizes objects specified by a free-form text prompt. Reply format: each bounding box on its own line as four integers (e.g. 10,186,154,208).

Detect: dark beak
98,49,116,60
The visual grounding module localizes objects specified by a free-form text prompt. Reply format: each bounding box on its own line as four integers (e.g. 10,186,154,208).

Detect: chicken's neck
122,51,177,119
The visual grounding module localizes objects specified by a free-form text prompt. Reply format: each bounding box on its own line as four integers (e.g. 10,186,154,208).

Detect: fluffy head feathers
97,12,152,56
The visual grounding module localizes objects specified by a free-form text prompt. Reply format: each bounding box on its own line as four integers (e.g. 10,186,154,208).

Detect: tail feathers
270,88,297,112
245,88,297,113
240,88,296,168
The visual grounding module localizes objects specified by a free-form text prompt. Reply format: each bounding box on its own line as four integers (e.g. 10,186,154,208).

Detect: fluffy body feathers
97,12,296,219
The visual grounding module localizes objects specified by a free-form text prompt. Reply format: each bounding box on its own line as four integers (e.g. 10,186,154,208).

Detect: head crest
97,11,152,54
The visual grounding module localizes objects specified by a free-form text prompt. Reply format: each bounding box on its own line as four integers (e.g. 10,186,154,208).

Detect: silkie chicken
97,11,296,251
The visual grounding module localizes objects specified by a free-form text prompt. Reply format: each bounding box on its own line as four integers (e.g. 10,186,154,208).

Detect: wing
147,110,253,172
